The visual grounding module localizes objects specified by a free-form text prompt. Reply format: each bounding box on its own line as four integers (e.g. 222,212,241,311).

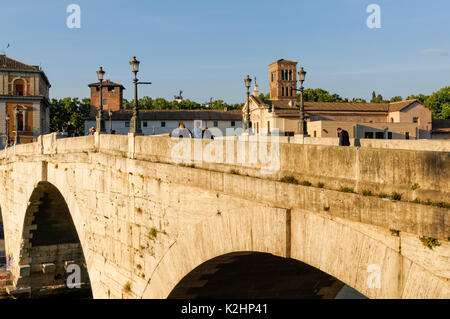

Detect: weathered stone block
19,265,31,277
42,263,56,274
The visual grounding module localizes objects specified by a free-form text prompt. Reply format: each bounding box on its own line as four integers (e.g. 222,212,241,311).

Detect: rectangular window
314,131,317,137
108,87,115,92
413,117,418,123
375,132,385,139
161,121,166,127
405,132,410,140
267,121,271,134
125,121,130,128
388,132,393,139
213,121,218,127
231,121,235,127
143,121,148,127
103,99,107,105
364,132,374,139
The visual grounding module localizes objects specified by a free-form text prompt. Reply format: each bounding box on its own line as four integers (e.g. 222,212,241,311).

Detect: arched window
17,112,24,131
14,106,26,132
289,70,292,81
14,79,25,96
282,87,284,96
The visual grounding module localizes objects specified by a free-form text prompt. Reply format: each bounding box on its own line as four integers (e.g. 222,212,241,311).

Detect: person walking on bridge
337,128,350,146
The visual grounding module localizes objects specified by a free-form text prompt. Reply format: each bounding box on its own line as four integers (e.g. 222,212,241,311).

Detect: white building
85,109,243,136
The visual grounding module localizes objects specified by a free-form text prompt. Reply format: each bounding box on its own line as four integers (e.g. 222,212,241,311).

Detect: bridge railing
0,133,448,203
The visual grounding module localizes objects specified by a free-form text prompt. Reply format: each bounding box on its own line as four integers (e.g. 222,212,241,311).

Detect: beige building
244,59,433,140
0,55,51,146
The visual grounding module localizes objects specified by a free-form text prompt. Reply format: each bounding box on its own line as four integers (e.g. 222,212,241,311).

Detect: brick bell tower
269,59,298,100
88,80,125,111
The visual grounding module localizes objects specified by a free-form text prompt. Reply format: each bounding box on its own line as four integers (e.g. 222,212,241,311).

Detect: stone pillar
0,101,6,137
32,101,41,136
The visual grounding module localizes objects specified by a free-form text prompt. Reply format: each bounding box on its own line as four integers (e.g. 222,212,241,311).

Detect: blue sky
1,0,449,103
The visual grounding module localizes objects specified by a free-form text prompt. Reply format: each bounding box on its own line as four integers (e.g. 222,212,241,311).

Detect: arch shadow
16,181,92,298
168,252,366,299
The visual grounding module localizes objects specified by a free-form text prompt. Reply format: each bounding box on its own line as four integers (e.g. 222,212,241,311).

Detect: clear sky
1,0,449,103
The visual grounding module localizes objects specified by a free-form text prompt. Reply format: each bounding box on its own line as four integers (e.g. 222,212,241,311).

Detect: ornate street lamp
298,67,308,136
13,106,23,145
243,75,252,133
96,66,106,132
5,114,10,147
129,56,151,135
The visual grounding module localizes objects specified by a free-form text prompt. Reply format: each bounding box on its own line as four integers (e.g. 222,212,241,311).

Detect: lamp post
108,108,112,134
96,66,106,133
297,67,308,136
13,107,21,145
129,56,152,135
5,114,10,147
243,75,252,133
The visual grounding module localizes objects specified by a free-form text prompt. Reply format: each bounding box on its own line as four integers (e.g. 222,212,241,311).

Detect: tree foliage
49,97,91,135
122,96,243,111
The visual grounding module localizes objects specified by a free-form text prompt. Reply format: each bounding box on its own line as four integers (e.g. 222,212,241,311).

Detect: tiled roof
387,100,418,112
0,55,50,86
87,108,242,121
0,55,40,71
251,98,424,113
88,80,125,88
270,59,298,65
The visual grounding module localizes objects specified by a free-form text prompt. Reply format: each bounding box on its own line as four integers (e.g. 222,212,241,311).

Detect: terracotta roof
0,54,40,71
88,80,125,88
87,108,242,121
251,98,426,113
0,55,50,86
269,59,298,66
387,99,419,112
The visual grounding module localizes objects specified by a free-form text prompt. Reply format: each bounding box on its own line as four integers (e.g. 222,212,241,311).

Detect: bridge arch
16,181,92,297
140,207,395,299
168,251,365,299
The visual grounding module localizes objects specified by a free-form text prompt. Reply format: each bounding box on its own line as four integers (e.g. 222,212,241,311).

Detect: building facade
0,55,51,146
85,80,242,136
85,109,242,136
245,59,434,140
88,80,125,112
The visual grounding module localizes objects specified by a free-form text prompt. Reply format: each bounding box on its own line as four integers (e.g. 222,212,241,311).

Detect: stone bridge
0,133,449,299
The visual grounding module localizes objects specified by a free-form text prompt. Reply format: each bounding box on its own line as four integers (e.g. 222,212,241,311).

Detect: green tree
49,97,91,135
406,94,427,103
390,96,403,102
424,86,450,119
